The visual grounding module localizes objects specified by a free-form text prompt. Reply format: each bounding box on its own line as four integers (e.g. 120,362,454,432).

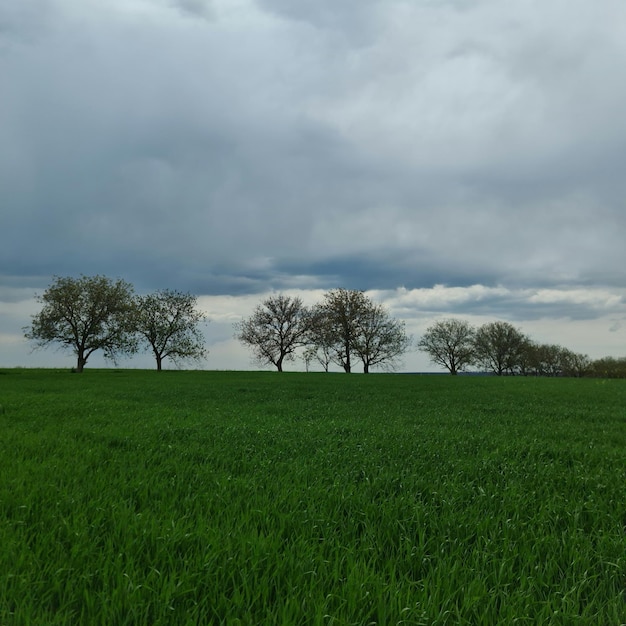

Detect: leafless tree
308,289,410,373
353,302,411,373
235,294,310,372
308,289,370,373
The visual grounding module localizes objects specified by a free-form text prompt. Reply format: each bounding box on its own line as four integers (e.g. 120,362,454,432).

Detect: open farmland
0,369,625,625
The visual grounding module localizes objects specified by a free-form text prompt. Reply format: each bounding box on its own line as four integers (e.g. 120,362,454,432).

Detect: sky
2,0,626,372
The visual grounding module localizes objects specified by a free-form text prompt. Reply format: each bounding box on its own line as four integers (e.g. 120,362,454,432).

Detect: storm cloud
2,0,626,370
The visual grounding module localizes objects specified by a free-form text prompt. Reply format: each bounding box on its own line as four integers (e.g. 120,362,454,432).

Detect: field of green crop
0,369,625,625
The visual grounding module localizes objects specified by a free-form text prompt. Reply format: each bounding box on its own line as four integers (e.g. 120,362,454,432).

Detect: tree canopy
473,321,527,376
309,289,369,373
353,302,411,373
235,289,409,373
24,275,136,372
417,318,475,375
234,294,310,372
303,289,409,373
133,290,207,371
24,276,611,377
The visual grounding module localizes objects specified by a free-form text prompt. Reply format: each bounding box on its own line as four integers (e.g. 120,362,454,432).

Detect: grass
0,369,625,625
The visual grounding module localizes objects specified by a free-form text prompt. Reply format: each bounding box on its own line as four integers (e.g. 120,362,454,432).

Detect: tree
527,343,569,377
133,290,208,371
302,342,332,372
24,275,136,372
353,302,411,373
515,337,537,376
235,294,310,372
307,289,409,373
588,356,626,378
473,321,527,375
560,350,591,377
417,318,475,375
309,289,370,373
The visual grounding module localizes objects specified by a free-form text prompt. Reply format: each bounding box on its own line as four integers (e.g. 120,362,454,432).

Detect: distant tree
530,343,571,377
473,321,527,375
353,302,411,373
235,294,310,372
24,275,136,372
308,289,370,373
302,342,332,372
417,318,475,375
519,343,590,377
308,289,409,373
133,290,208,371
560,350,591,377
515,337,537,376
305,303,343,372
588,356,626,379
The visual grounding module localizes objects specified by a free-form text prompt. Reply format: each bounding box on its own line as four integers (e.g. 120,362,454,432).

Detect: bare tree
473,321,527,375
353,302,411,373
309,289,370,373
133,290,208,371
302,343,332,372
24,275,136,372
235,294,310,372
308,289,410,373
417,318,475,375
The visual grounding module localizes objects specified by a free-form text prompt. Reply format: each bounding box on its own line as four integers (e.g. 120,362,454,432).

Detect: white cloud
528,288,624,310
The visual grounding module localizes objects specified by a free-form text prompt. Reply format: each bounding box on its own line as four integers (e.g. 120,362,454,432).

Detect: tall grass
0,369,625,624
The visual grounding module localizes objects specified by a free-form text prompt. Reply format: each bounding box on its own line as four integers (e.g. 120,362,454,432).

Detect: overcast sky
2,0,626,372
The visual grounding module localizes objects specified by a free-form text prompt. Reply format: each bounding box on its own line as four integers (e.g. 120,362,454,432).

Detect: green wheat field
1,369,625,625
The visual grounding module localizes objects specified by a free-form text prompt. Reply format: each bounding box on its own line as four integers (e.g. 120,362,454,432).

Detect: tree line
24,275,207,372
237,297,624,377
23,275,624,377
417,318,617,378
235,290,410,373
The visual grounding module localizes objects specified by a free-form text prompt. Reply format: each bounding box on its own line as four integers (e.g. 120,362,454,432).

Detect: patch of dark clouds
393,286,626,323
270,253,500,293
3,0,626,306
169,0,214,20
0,1,55,47
132,264,275,297
254,0,383,46
438,295,615,323
0,276,49,303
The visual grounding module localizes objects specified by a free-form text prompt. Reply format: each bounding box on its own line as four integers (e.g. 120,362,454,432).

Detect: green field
1,369,625,625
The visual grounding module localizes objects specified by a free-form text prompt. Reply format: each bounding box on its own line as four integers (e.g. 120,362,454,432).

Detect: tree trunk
75,353,87,373
364,362,369,374
156,354,163,371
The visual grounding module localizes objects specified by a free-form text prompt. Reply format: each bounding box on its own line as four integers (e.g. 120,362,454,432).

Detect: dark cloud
254,0,383,44
2,0,626,369
170,0,214,20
